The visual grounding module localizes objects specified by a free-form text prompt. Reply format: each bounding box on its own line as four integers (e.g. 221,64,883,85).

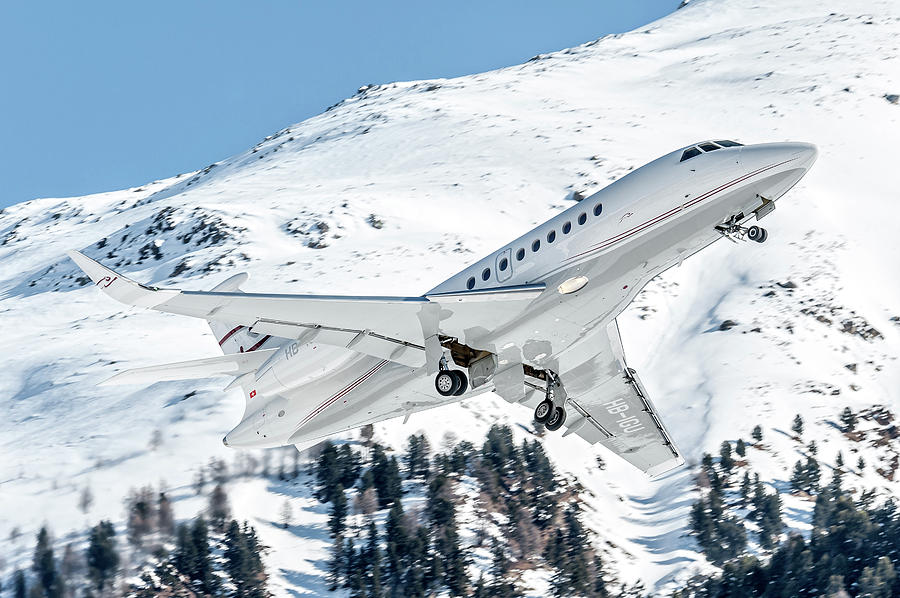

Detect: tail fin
205,273,276,355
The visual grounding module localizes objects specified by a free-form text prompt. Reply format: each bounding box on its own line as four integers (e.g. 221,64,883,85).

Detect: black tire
435,370,460,396
758,228,768,243
747,225,762,242
451,370,468,396
545,406,567,431
534,398,554,423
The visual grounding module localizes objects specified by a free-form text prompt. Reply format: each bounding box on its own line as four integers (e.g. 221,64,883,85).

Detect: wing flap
559,320,684,477
99,348,278,386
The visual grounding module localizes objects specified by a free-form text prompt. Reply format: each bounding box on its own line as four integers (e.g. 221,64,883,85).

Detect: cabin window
516,248,525,261
562,221,571,234
532,239,540,252
578,212,587,225
699,142,721,152
593,203,602,216
466,277,476,290
499,257,509,271
547,230,556,243
482,268,491,281
715,140,742,147
680,147,702,162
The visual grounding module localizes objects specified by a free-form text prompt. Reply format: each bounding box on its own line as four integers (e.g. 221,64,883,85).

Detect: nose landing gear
716,215,768,243
746,225,768,243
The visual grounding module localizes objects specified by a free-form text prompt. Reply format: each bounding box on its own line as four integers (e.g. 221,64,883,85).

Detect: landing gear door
495,248,513,283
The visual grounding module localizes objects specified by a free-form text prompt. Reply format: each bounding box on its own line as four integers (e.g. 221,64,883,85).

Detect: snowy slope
2,0,899,593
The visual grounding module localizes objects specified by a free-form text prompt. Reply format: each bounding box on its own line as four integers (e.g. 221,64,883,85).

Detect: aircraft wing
68,251,544,369
554,320,683,477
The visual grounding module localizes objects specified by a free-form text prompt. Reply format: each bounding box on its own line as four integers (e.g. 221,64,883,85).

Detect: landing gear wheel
534,398,554,423
450,370,468,396
545,406,567,432
758,228,768,243
435,370,460,397
747,225,767,243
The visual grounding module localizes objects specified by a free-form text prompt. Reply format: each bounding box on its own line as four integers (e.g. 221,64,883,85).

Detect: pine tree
792,414,804,437
840,407,857,433
126,486,156,546
804,456,821,493
316,441,342,502
364,521,382,598
86,521,118,592
488,538,522,598
385,502,408,587
157,492,175,537
329,484,348,538
33,527,64,598
858,456,866,472
224,520,249,596
13,569,26,598
735,438,746,458
337,444,361,489
405,434,431,479
740,471,752,505
209,483,231,531
373,453,404,508
752,425,763,443
808,440,818,455
326,536,345,591
720,441,734,471
791,459,807,493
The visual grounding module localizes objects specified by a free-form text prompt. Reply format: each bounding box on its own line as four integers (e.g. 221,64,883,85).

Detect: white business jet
69,140,816,477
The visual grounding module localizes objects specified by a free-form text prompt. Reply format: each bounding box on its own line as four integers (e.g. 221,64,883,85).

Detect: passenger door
495,248,513,283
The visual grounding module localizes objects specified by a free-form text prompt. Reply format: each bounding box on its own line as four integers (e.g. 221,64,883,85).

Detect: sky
0,1,677,209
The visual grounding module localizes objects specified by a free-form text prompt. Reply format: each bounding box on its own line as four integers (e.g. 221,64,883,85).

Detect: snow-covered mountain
2,0,899,594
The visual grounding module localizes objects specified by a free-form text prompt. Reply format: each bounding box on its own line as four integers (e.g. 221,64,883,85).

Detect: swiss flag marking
249,390,257,399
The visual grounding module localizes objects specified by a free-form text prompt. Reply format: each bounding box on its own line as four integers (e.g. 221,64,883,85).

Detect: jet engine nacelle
251,339,358,397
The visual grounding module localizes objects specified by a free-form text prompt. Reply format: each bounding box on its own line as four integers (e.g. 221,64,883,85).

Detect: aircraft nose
780,142,818,169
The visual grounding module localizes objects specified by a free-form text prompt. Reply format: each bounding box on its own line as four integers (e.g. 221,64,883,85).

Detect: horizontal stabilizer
99,348,278,386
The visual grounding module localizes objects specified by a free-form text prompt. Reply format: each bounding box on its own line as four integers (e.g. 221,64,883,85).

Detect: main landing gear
533,370,567,432
434,357,468,397
716,215,768,244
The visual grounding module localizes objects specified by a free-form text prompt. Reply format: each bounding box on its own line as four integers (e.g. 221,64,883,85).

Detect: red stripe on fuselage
296,360,389,429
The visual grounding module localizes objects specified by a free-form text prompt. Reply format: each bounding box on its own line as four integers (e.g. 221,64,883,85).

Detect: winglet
68,250,179,309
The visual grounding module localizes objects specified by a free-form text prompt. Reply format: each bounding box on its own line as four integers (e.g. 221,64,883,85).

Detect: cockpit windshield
681,140,743,162
680,147,702,162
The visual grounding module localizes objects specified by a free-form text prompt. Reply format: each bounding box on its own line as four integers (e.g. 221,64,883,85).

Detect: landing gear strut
533,370,567,431
434,356,468,397
716,215,768,243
